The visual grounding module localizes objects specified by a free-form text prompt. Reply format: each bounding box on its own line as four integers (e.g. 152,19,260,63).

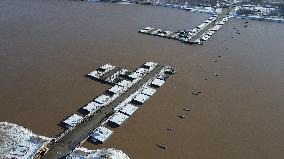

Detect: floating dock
44,62,175,158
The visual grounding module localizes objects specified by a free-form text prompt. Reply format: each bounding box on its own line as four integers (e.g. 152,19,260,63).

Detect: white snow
67,147,130,159
0,122,51,159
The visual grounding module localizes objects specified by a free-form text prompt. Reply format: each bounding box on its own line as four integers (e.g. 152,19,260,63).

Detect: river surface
0,0,284,159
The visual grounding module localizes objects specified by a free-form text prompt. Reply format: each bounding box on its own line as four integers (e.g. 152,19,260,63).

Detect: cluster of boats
61,62,175,144
138,13,231,45
194,15,231,45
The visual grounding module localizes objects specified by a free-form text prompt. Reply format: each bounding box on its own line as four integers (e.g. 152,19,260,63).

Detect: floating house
90,126,113,143
105,69,129,84
108,85,126,95
88,64,116,80
117,80,132,88
151,78,166,87
88,70,104,79
128,72,143,80
95,95,111,105
99,64,116,71
119,104,138,116
133,93,150,104
135,68,148,75
141,86,156,96
82,101,103,113
62,114,83,129
108,112,129,126
143,62,158,70
157,73,170,81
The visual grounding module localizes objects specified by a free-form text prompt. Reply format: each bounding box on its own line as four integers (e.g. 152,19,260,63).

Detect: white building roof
100,64,116,71
95,95,111,104
109,112,129,126
143,62,158,70
119,104,138,116
105,69,130,84
88,70,103,79
83,101,103,113
108,85,126,94
151,78,165,87
119,69,130,75
117,80,132,88
133,93,150,104
90,126,113,143
128,72,143,79
141,86,156,96
63,114,83,128
135,68,148,74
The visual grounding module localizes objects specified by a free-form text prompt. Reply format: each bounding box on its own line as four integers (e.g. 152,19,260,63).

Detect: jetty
40,62,175,158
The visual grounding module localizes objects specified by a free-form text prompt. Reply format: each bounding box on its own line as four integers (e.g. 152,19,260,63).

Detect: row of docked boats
138,13,231,45
60,62,175,144
194,15,231,45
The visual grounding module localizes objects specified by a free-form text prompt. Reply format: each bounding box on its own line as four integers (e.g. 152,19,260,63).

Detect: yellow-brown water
0,0,283,158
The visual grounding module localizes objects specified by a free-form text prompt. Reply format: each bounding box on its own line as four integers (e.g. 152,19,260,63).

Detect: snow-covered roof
128,72,143,79
135,68,148,74
63,114,83,128
82,102,103,113
90,126,113,143
117,80,132,88
133,93,150,104
100,64,116,71
119,104,138,116
67,147,130,159
95,95,111,104
151,78,165,87
119,69,130,76
157,73,170,81
88,71,104,79
109,112,129,126
108,85,126,94
141,86,156,96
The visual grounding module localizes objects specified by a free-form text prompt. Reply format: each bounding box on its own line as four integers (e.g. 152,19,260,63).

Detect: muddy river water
0,0,283,158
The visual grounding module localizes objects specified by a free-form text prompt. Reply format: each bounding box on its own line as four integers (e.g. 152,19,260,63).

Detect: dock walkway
42,65,164,158
189,8,231,43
